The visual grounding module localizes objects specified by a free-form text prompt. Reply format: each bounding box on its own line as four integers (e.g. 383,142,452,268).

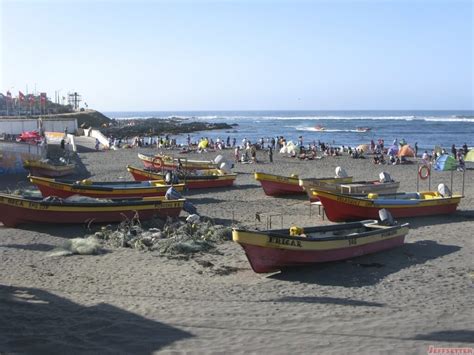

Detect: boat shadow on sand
400,211,474,229
0,285,192,354
269,240,460,287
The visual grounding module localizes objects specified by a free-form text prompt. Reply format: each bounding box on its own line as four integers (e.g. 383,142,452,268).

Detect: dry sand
1,144,473,354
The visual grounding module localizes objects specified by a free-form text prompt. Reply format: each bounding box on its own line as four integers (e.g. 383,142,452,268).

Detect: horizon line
100,108,474,113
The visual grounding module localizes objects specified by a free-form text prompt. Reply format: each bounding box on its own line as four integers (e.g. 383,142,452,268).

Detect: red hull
318,195,459,222
0,204,181,228
129,170,235,189
240,235,405,273
259,180,305,196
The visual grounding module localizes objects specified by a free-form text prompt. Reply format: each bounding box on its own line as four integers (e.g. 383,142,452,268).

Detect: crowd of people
97,131,470,171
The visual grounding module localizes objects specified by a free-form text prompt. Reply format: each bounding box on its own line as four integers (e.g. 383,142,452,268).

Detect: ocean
104,110,474,153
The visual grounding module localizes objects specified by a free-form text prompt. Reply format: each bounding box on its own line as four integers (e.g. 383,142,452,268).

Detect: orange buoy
418,165,430,180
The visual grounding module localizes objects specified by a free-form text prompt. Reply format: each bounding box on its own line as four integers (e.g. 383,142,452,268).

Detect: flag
6,91,12,101
19,91,25,103
29,94,35,105
40,92,46,106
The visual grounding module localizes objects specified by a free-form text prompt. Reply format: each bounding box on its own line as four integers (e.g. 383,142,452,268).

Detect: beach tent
356,144,369,153
398,145,415,158
465,150,474,162
198,138,208,150
434,154,458,171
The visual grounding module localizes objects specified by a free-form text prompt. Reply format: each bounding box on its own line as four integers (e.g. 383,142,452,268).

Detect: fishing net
92,214,232,256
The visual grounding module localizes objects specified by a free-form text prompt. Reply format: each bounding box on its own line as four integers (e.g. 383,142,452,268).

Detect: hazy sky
1,0,472,111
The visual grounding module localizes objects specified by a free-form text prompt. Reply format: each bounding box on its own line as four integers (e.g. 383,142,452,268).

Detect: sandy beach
1,144,473,354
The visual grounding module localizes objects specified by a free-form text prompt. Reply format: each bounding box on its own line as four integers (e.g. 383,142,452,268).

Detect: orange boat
138,153,219,171
127,165,237,189
312,186,462,222
0,193,185,228
255,172,353,196
29,175,185,199
23,159,76,177
233,218,409,273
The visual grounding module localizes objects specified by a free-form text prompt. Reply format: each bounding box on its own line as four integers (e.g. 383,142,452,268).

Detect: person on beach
414,142,418,157
422,151,429,163
232,137,236,147
298,136,304,149
250,144,257,163
451,144,457,157
234,146,240,163
95,138,100,150
268,146,273,163
457,155,465,171
462,143,468,155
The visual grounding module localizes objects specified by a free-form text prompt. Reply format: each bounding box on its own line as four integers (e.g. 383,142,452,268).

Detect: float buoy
152,156,163,168
418,165,430,180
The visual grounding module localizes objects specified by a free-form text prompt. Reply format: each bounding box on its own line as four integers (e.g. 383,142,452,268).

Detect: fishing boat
0,193,185,228
138,153,219,171
312,185,462,222
233,216,409,273
23,159,76,177
255,172,352,196
314,125,325,132
301,173,400,202
127,165,237,189
29,175,185,199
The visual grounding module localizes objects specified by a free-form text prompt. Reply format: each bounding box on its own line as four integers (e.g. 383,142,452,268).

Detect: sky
1,0,473,111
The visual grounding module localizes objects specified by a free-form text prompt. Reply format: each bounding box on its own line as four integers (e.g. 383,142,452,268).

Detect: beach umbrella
465,150,474,162
388,144,399,156
434,154,457,171
356,144,369,153
397,145,415,157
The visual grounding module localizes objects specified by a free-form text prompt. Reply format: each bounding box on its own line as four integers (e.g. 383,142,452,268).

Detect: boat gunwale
0,193,185,208
29,176,184,192
312,188,463,203
127,165,237,179
233,221,409,243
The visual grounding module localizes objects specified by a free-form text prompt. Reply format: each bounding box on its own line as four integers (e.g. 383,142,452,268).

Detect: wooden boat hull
313,189,462,222
127,165,236,189
138,153,217,171
29,175,185,199
306,181,400,202
23,160,75,177
233,221,409,273
0,193,185,228
255,172,352,197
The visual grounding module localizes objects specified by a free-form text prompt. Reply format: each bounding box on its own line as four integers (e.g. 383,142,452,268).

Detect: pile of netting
91,214,232,256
